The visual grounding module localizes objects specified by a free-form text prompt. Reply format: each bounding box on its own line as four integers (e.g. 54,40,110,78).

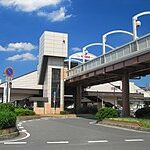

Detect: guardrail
68,33,150,79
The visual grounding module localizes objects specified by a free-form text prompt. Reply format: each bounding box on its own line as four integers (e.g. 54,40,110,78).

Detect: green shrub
0,103,15,112
15,108,35,116
60,111,69,115
135,107,150,118
96,107,118,121
0,111,16,129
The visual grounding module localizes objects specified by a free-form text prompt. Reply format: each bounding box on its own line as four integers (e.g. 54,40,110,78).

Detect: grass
108,117,150,128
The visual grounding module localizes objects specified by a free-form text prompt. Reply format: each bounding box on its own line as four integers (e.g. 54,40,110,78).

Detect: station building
0,31,150,114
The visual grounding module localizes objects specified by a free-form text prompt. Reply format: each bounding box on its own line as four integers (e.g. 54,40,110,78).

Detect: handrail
67,33,150,79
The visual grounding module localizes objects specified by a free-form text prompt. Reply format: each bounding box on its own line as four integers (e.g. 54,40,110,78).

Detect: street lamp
102,30,134,55
82,42,114,63
66,57,82,70
132,11,150,40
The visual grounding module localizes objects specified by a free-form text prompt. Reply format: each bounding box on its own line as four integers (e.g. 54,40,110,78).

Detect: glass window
51,68,61,108
37,101,44,107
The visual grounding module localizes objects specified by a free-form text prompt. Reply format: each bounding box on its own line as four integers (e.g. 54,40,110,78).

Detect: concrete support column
122,70,130,117
75,85,82,113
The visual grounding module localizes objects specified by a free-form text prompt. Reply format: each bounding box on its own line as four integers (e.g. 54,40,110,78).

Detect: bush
96,107,119,121
15,108,35,116
0,103,15,112
60,111,69,115
0,111,16,129
135,107,150,118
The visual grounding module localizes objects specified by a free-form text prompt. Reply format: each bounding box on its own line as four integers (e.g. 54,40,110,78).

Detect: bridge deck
66,33,150,87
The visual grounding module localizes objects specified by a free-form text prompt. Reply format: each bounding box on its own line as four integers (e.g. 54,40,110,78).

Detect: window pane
51,68,61,108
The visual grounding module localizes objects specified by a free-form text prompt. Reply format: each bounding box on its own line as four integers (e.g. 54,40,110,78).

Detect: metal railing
68,33,150,79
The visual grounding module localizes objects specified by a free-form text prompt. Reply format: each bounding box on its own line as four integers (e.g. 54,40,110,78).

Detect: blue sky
0,0,150,87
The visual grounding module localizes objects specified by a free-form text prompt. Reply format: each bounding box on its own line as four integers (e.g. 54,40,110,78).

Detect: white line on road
21,129,27,132
19,126,24,129
47,141,69,144
4,142,27,145
125,139,144,142
88,140,108,143
89,121,97,125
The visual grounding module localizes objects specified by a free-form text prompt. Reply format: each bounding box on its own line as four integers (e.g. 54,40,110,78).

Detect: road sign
5,67,14,77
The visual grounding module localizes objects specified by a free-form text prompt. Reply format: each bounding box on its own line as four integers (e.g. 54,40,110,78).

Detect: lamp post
82,42,114,63
132,11,150,40
102,30,134,55
67,57,83,70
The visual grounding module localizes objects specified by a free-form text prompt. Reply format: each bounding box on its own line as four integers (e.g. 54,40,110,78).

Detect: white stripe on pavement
88,140,108,143
47,141,69,144
125,139,144,142
17,124,22,127
4,142,27,145
21,129,27,132
19,126,24,129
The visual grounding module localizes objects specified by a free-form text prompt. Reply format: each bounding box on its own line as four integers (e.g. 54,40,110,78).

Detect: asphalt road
0,117,150,150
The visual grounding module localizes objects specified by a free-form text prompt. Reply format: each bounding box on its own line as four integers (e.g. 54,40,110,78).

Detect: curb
99,121,150,132
39,114,77,119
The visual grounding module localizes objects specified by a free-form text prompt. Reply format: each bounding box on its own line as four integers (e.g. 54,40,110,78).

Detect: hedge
15,108,35,116
0,111,16,129
96,107,118,121
0,103,15,112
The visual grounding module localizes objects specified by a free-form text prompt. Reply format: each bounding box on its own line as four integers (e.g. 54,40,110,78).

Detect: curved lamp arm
82,42,114,63
132,11,150,40
102,30,134,54
68,57,82,70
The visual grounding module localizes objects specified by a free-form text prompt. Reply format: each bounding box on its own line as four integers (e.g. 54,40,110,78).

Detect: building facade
35,31,68,114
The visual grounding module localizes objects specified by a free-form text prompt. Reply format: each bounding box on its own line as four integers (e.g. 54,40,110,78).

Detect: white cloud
0,42,36,52
0,0,61,12
37,7,72,22
72,47,81,52
0,45,6,51
7,53,37,61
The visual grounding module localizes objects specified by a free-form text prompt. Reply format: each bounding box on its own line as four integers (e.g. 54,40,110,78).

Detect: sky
0,0,150,87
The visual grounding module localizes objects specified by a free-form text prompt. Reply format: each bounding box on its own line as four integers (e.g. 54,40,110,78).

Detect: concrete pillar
122,70,130,117
75,85,82,113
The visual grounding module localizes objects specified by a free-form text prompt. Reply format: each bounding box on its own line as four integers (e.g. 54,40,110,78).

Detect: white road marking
125,139,144,142
88,140,108,143
21,129,27,132
19,126,24,129
17,122,22,126
47,141,69,144
89,121,97,125
4,142,27,145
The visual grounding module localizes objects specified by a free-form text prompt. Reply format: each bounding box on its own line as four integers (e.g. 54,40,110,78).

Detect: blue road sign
5,67,14,77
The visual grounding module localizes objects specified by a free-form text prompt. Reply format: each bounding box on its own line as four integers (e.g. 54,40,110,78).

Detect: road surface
0,117,150,150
